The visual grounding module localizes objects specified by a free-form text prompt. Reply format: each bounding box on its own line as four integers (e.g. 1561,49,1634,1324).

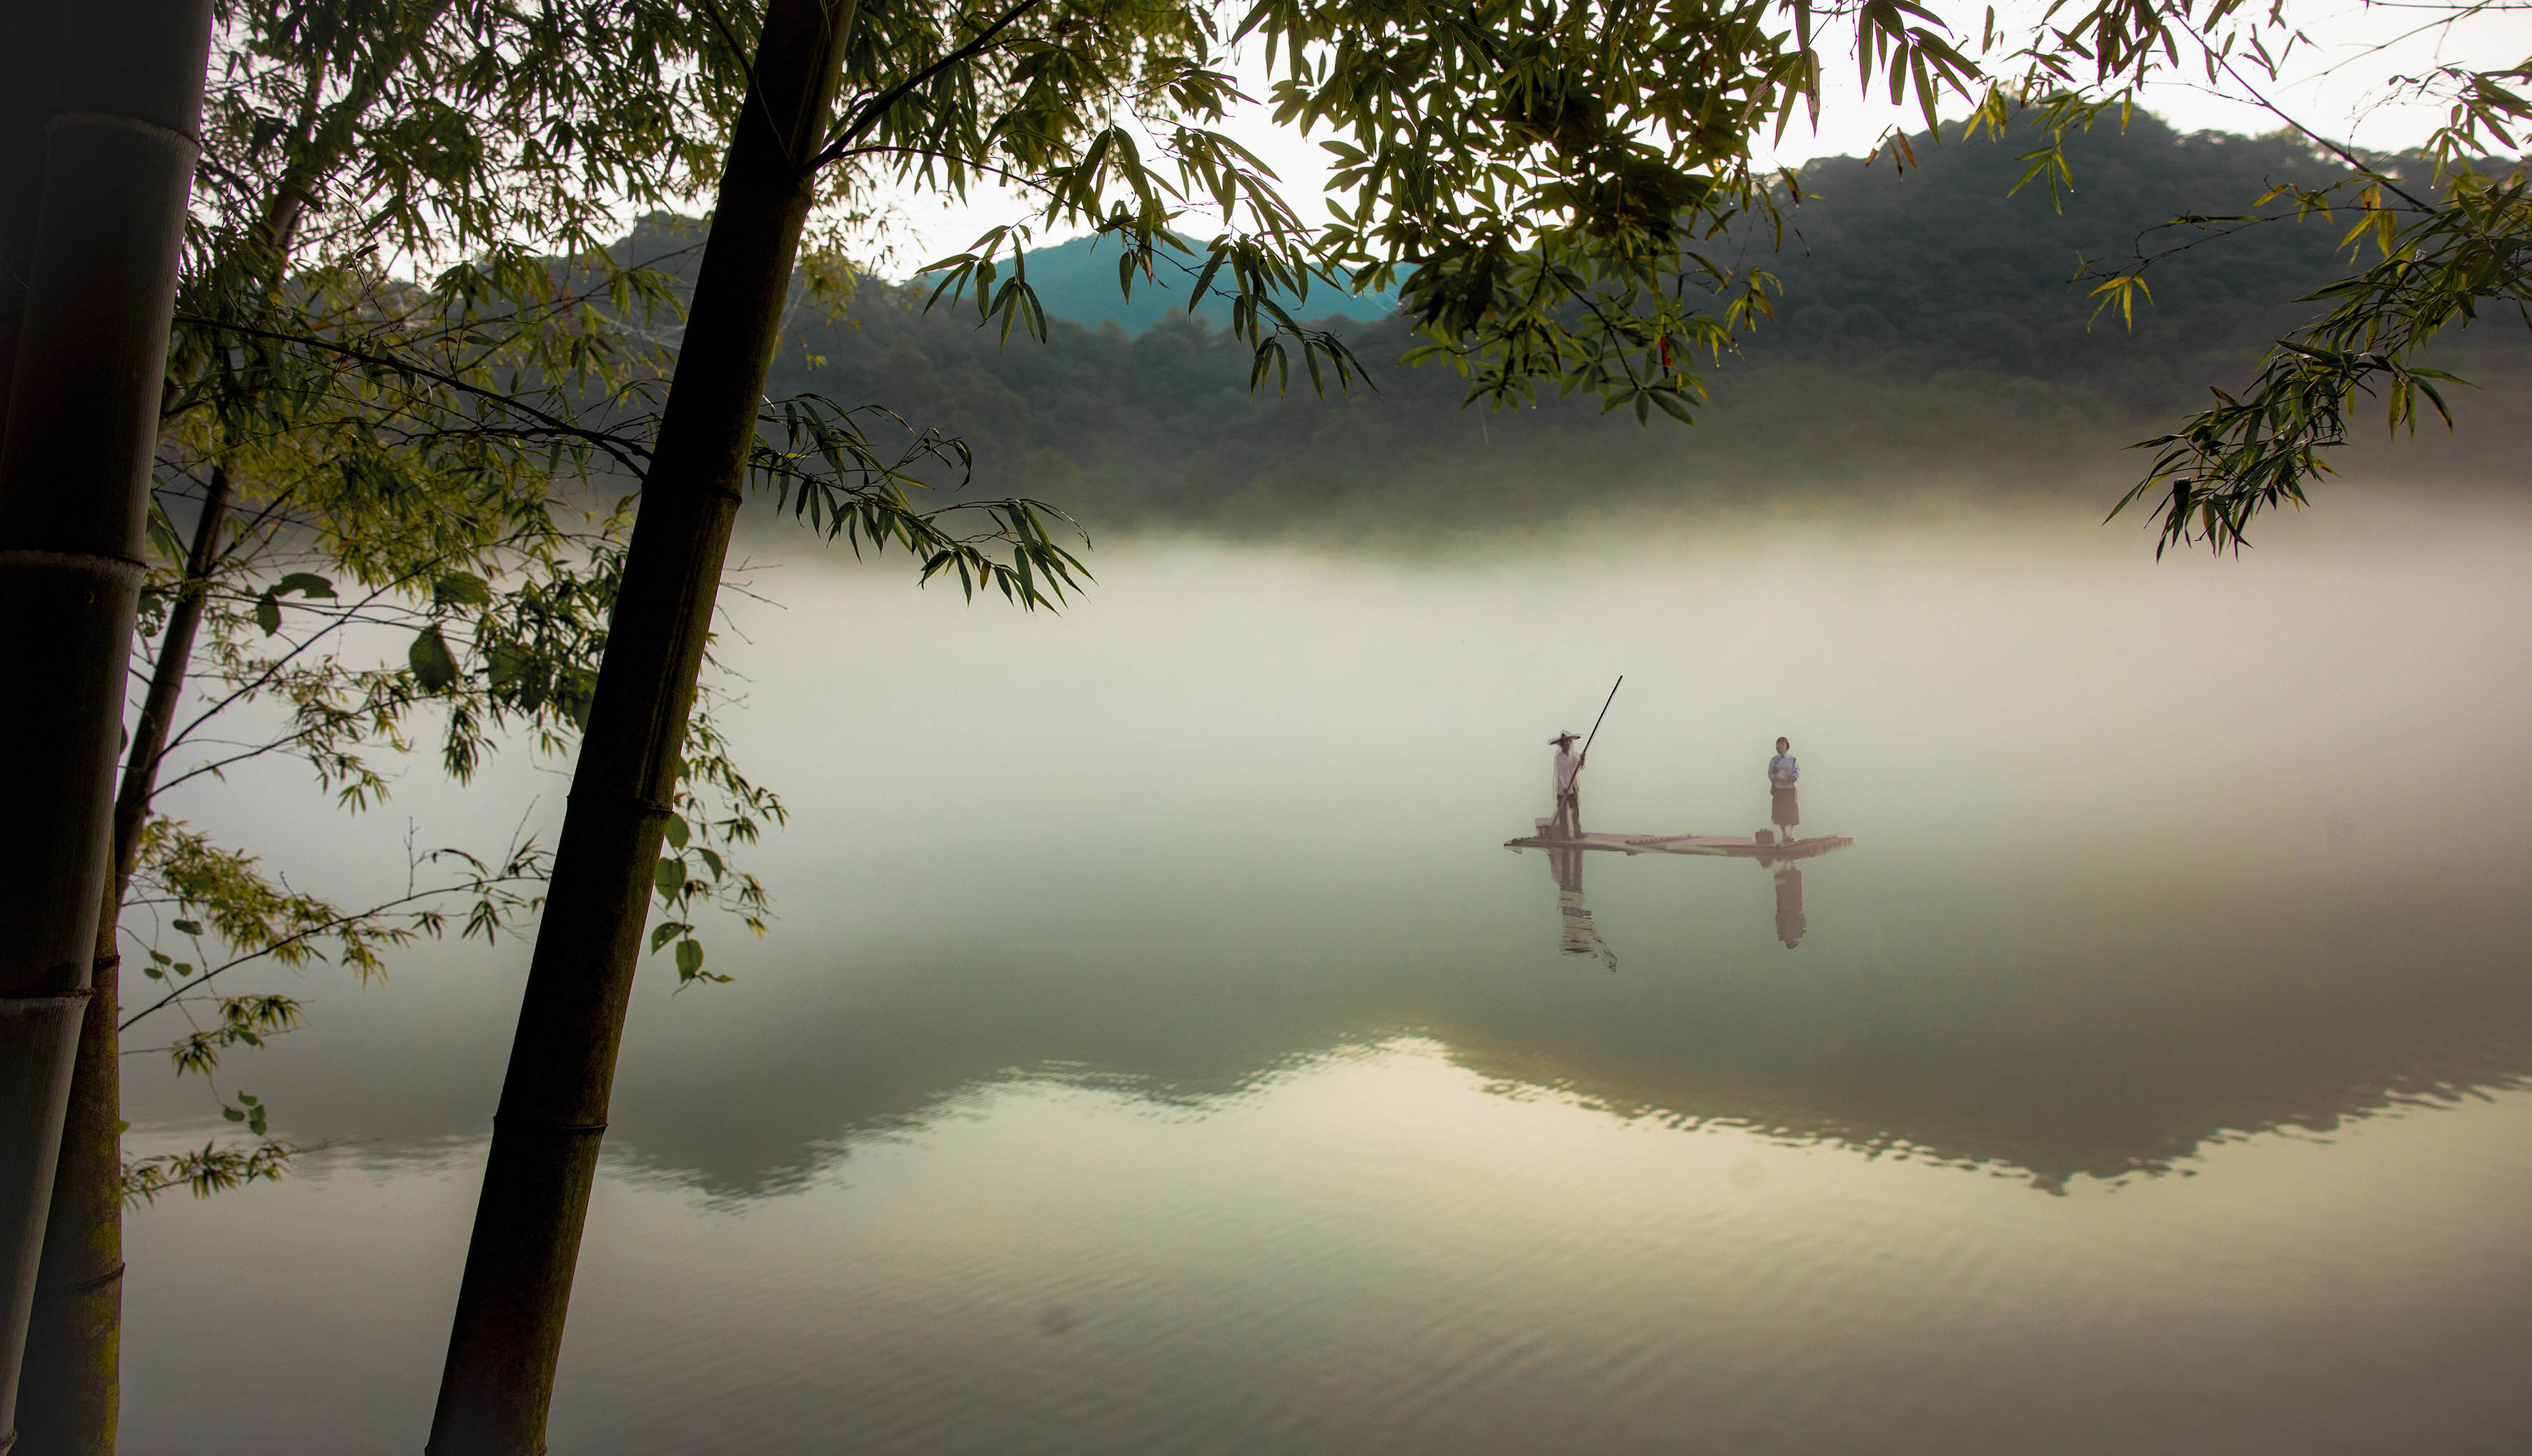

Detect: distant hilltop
996,231,1399,334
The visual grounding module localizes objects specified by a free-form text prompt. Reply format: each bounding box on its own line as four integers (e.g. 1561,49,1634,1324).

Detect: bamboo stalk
16,14,465,1442
425,1,860,1448
0,0,214,1437
0,0,68,434
18,459,233,1453
14,897,124,1455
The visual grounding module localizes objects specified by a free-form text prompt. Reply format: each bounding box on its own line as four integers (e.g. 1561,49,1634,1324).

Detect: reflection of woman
1773,867,1806,949
1767,736,1799,839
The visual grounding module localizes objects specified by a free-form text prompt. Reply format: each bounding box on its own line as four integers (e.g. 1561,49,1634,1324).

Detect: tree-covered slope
758,113,2526,536
1724,116,2433,407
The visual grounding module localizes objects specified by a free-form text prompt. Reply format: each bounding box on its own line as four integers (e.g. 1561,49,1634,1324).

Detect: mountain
742,112,2528,536
997,230,1399,334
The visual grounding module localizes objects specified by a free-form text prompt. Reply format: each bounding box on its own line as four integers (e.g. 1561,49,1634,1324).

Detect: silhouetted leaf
408,626,460,690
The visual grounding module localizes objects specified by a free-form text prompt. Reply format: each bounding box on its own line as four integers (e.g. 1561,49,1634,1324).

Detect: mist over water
116,488,2532,1452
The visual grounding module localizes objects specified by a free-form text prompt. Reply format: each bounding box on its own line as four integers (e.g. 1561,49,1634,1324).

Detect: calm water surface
117,497,2532,1452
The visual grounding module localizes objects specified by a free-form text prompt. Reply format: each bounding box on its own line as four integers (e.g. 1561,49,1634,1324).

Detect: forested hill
749,113,2527,535
1710,118,2469,409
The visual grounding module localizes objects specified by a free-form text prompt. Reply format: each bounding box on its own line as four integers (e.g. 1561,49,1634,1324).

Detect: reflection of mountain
203,844,2532,1202
572,863,2532,1200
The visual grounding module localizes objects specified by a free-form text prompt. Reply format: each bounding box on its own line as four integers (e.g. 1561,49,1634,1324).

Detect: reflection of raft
1504,830,1855,863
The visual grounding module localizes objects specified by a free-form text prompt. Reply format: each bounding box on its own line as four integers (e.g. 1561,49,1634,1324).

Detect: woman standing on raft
1767,737,1799,841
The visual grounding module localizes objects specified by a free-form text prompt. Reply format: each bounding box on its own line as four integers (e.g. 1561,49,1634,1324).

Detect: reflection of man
1767,736,1799,842
1550,844,1617,970
1550,731,1584,839
1773,867,1807,949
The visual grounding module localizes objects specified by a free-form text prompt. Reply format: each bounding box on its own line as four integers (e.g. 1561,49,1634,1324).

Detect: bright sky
856,0,2530,279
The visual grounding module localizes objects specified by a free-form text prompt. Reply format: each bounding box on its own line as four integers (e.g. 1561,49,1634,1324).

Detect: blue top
1768,753,1799,787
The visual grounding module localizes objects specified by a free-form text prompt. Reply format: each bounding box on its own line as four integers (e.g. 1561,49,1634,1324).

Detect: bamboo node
493,1117,610,1136
0,548,147,579
36,1261,124,1297
44,109,203,154
565,790,677,819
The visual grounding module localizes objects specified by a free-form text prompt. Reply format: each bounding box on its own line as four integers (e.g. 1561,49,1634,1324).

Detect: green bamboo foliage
1968,0,2532,547
2119,152,2532,552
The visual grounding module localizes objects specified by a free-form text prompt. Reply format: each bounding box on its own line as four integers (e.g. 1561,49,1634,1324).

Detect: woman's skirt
1770,785,1799,828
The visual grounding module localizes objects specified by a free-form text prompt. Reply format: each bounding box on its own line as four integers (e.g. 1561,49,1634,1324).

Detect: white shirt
1769,753,1799,787
1554,749,1583,796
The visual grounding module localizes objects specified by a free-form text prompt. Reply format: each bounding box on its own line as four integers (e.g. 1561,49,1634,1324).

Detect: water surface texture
119,497,2532,1453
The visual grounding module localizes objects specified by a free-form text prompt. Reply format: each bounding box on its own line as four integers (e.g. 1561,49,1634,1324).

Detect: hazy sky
859,0,2529,276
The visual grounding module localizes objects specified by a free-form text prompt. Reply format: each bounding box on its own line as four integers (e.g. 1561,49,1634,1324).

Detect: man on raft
1551,731,1585,839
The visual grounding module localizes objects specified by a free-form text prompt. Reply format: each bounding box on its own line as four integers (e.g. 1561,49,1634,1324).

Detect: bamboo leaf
434,573,492,608
408,627,460,691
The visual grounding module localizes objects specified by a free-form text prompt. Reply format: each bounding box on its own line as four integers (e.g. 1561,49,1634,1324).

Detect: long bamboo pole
425,1,860,1448
0,0,214,1439
1578,675,1623,764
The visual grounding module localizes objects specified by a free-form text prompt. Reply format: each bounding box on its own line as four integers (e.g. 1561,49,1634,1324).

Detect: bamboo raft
1504,829,1855,862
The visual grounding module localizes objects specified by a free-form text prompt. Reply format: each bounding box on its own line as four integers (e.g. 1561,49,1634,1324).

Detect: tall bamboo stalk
0,0,214,1439
0,0,67,429
425,0,858,1448
17,459,233,1455
14,894,126,1456
18,38,392,1432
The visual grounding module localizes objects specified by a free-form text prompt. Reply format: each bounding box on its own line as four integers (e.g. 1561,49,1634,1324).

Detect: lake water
114,492,2532,1453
